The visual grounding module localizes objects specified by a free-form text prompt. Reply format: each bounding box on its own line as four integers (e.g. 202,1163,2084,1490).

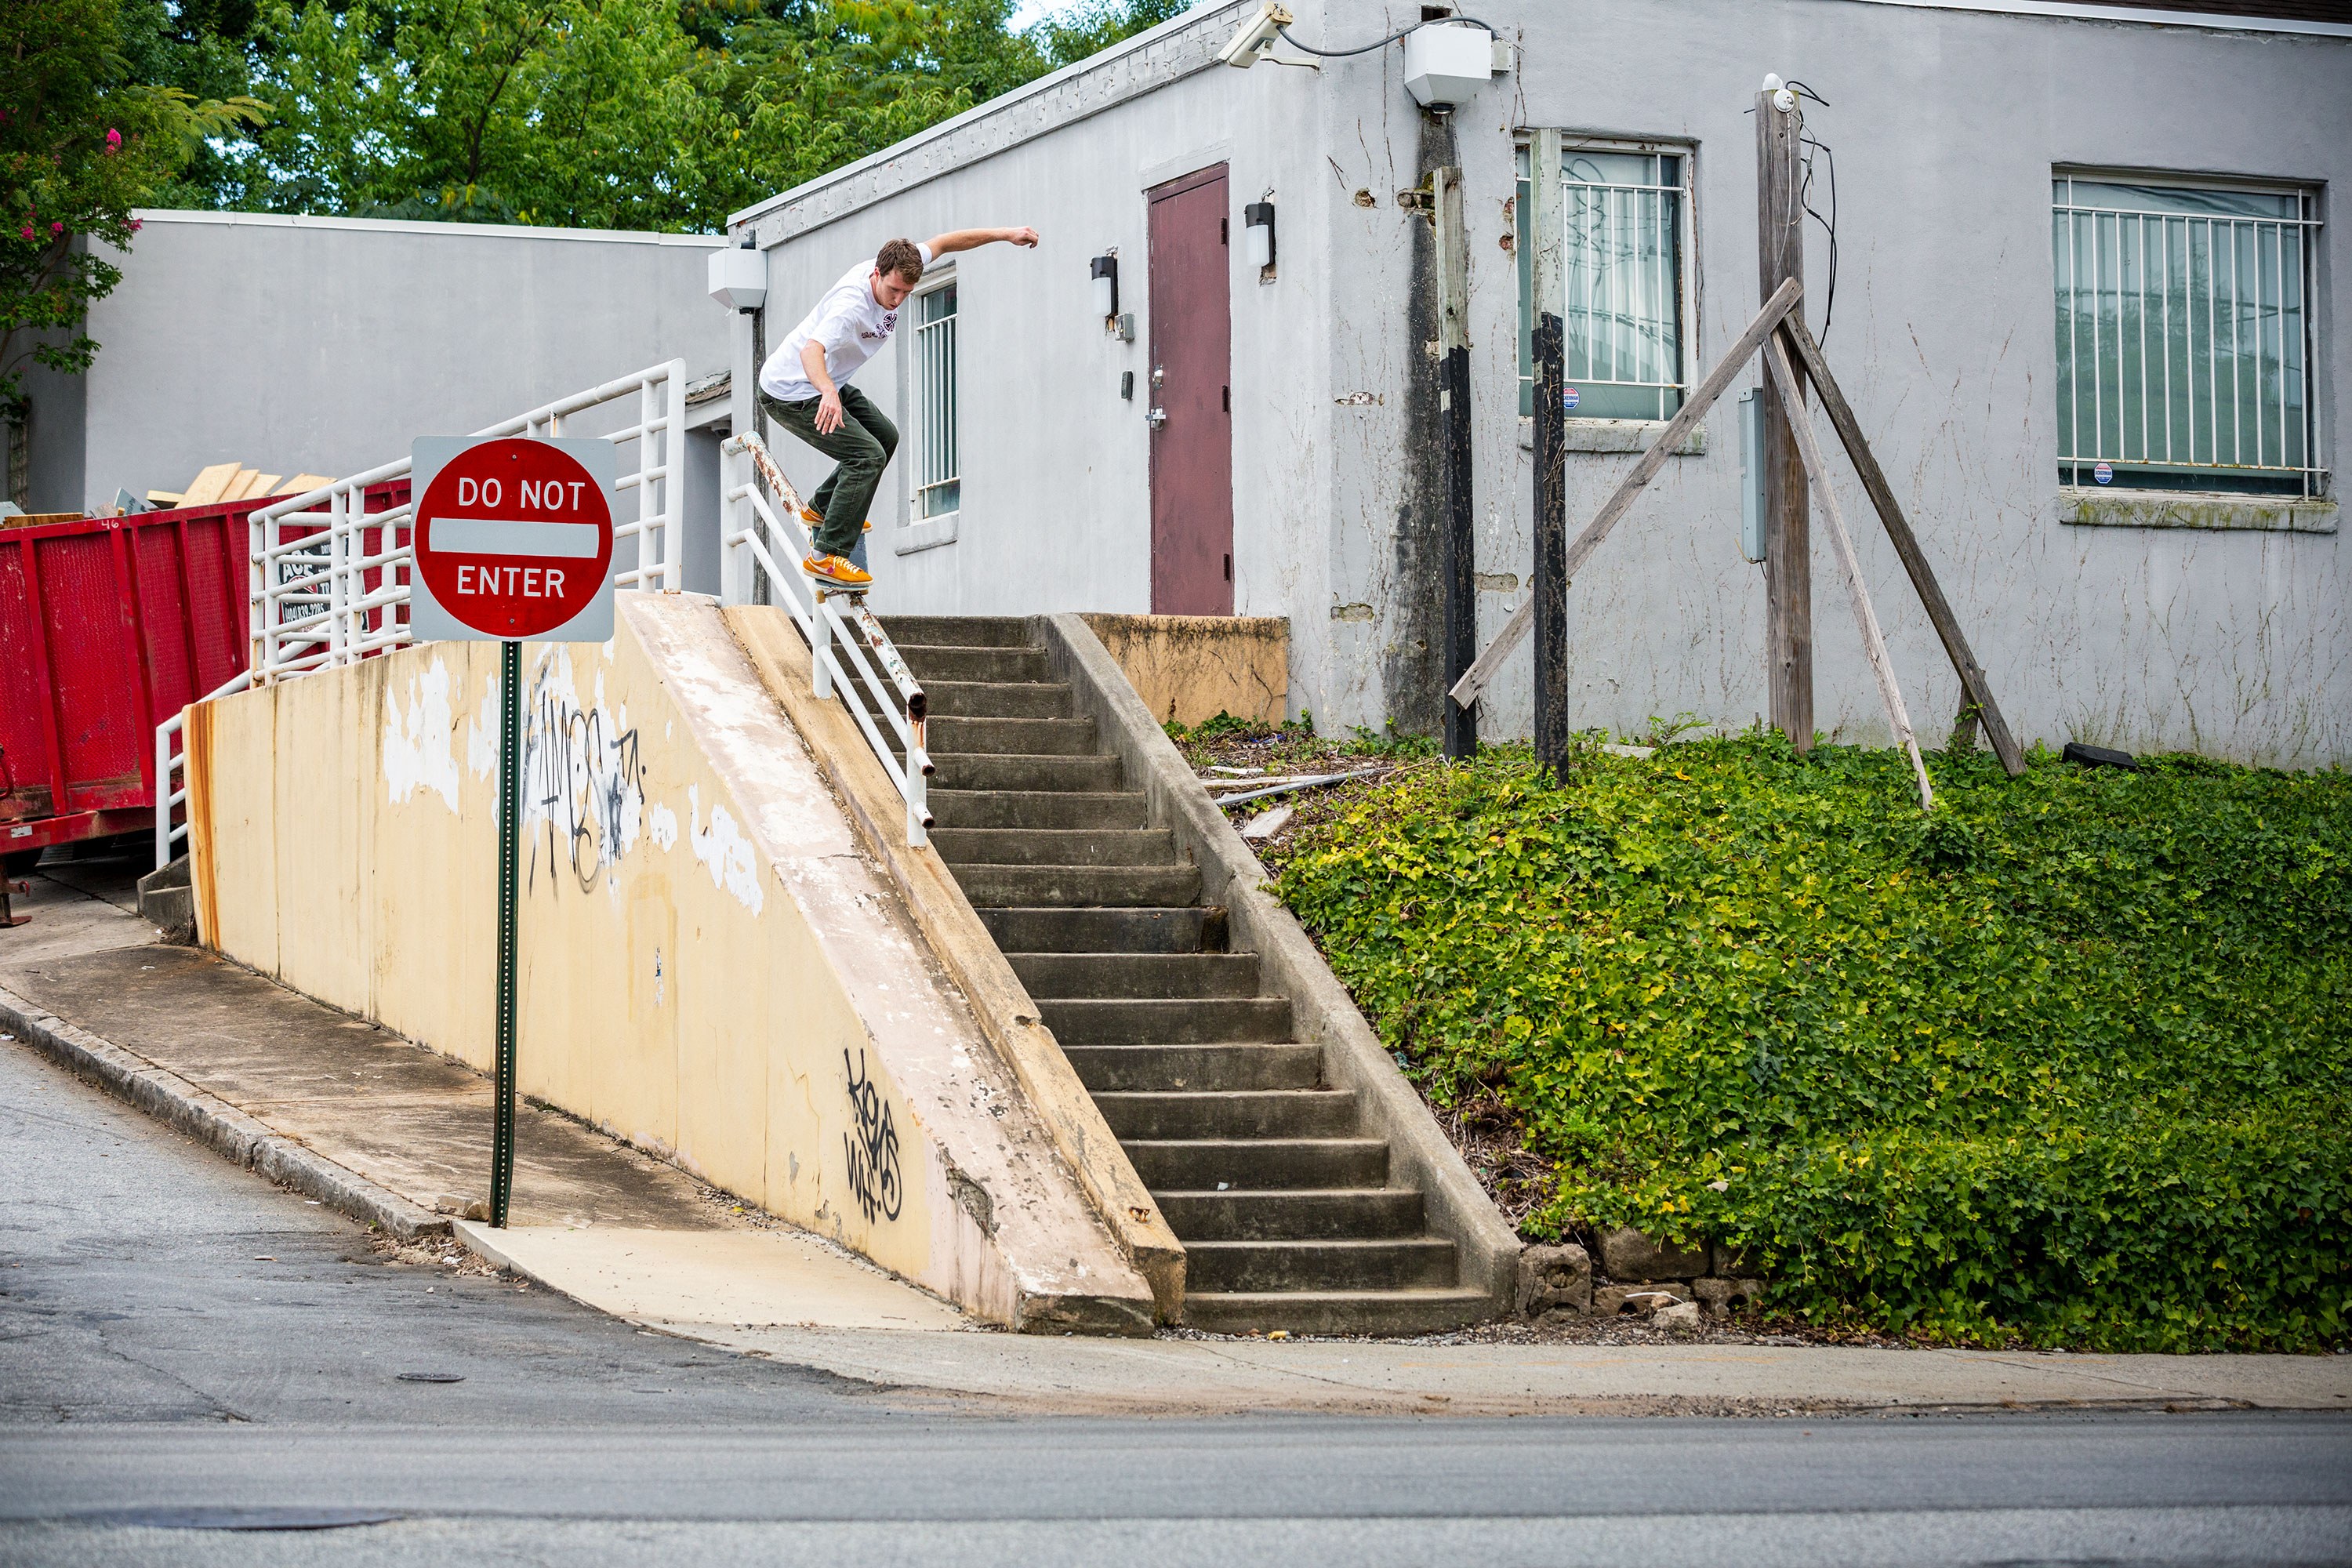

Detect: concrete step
1007,951,1261,1000
927,753,1123,793
953,862,1201,909
978,906,1225,954
1153,1187,1425,1241
923,715,1098,756
880,615,1033,648
1062,1042,1322,1093
1040,996,1291,1045
1093,1089,1356,1140
931,828,1176,869
1120,1138,1388,1190
1183,1237,1459,1294
862,678,1071,720
1180,1287,1494,1338
894,644,1049,684
930,791,1149,831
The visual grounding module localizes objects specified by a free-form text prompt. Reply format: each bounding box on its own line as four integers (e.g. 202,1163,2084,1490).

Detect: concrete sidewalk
3,860,2349,1418
0,863,965,1336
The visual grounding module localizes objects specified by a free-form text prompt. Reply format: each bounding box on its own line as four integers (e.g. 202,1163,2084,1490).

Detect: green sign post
491,637,522,1226
408,434,619,1228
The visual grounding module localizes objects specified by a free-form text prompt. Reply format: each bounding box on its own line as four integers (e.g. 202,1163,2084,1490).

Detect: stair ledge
724,606,1185,1323
1036,613,1519,1327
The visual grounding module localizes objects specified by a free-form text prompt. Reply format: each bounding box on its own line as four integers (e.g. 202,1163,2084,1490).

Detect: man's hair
876,238,925,284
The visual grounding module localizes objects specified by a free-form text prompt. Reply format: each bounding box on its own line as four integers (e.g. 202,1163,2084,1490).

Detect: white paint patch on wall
648,800,680,851
383,657,462,811
688,783,765,914
466,675,499,780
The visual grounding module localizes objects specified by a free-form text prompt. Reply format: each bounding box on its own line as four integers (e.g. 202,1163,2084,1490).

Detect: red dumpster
1,479,420,871
0,499,258,867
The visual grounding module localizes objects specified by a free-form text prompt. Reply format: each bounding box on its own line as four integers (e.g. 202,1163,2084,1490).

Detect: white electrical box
708,245,767,311
1403,22,1494,109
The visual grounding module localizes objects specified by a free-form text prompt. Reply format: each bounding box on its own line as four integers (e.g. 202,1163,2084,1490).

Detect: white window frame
898,266,961,554
1516,135,1700,427
2051,167,2325,499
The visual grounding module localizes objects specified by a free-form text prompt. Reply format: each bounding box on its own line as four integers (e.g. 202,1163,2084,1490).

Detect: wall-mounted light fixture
1244,201,1276,273
1091,253,1119,322
707,233,766,313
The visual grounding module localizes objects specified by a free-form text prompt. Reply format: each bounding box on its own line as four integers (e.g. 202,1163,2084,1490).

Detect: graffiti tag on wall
843,1047,903,1225
521,648,646,895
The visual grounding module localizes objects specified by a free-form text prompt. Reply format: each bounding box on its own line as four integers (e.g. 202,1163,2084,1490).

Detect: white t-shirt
757,243,933,404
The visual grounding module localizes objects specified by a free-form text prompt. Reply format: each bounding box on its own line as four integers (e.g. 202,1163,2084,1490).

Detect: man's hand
1002,225,1040,249
801,339,843,431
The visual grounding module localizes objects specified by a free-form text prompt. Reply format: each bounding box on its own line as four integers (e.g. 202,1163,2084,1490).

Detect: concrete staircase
872,615,1490,1335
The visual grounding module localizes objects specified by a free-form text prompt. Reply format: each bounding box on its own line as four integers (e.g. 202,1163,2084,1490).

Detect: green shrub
1272,733,2351,1350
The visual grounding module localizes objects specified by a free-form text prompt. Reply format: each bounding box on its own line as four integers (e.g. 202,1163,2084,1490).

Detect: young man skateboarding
758,226,1040,590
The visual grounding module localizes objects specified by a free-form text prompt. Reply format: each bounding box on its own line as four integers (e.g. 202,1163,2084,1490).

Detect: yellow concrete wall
1083,614,1289,728
189,595,1152,1329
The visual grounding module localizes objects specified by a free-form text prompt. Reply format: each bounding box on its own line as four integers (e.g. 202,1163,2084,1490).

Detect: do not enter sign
410,436,619,642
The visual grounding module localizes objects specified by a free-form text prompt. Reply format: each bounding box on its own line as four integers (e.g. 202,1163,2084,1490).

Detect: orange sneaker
800,506,873,533
801,553,873,590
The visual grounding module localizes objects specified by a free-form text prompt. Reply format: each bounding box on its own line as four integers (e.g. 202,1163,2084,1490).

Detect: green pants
760,383,897,560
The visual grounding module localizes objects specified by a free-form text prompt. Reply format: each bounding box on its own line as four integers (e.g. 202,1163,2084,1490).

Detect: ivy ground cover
1269,735,2350,1351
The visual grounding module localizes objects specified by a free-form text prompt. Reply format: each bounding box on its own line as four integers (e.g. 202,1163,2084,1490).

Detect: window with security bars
1518,145,1690,422
2052,174,2322,498
913,280,960,518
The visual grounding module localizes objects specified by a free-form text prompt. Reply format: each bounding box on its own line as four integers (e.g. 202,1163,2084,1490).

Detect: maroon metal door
1147,164,1233,615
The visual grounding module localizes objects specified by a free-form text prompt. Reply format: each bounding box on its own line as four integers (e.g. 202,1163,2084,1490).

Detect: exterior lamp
1244,202,1276,271
708,234,766,313
1091,254,1119,321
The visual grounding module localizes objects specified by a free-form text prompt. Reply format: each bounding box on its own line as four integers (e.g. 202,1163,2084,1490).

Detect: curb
0,984,451,1242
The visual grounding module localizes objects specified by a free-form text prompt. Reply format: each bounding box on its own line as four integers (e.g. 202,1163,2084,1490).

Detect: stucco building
727,0,2348,764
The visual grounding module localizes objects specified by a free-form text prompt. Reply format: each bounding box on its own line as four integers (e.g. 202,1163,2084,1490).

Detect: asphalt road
4,1018,2349,1567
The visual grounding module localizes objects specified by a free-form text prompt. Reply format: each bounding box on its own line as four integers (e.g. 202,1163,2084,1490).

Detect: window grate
2052,175,2323,498
915,281,960,519
1519,147,1690,422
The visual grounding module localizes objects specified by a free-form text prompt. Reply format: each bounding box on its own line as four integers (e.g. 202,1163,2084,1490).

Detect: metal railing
722,431,932,848
153,670,252,867
2053,184,2322,495
155,359,689,867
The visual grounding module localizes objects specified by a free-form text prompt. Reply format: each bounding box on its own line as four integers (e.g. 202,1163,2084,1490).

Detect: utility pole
1433,165,1476,759
1756,89,1813,753
1528,130,1569,772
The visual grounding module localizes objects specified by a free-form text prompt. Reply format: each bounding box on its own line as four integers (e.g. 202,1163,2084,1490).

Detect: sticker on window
1562,387,1581,412
2093,461,2113,485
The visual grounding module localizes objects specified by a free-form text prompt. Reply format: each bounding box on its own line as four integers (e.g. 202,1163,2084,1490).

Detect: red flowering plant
0,0,264,422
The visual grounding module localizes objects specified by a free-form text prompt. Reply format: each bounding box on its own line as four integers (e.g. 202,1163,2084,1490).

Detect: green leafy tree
0,0,267,427
214,0,1194,231
230,0,728,228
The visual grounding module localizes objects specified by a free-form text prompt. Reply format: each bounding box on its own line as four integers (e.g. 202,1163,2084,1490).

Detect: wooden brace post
1762,336,1934,811
1450,275,1804,710
1775,316,2027,779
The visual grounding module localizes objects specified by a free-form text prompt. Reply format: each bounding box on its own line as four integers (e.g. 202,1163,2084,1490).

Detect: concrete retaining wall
1083,615,1290,728
183,593,1155,1331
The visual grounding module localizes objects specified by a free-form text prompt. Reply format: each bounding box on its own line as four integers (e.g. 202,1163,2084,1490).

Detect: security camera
1219,1,1292,67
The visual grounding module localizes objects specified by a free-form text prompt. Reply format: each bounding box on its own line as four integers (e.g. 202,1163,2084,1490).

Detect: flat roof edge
725,0,1251,234
1848,0,2352,36
126,209,727,246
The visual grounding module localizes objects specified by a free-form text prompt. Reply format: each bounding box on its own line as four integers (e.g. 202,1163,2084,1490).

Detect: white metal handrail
246,359,689,685
154,669,252,867
154,359,690,869
721,432,932,848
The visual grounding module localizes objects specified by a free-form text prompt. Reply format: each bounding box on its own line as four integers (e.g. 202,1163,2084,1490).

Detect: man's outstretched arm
924,226,1040,257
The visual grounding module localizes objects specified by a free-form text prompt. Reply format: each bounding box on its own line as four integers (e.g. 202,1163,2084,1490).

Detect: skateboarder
757,226,1040,590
